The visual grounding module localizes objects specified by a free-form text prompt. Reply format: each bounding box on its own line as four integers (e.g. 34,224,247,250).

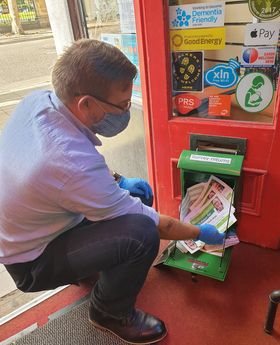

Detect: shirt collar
50,91,102,146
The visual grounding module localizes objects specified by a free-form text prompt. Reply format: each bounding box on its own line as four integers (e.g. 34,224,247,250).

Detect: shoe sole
89,317,168,344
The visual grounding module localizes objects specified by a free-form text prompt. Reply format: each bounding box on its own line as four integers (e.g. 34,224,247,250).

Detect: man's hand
119,177,153,199
196,224,225,245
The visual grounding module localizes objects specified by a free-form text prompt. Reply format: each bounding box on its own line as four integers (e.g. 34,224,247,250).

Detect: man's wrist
112,171,122,183
194,225,201,240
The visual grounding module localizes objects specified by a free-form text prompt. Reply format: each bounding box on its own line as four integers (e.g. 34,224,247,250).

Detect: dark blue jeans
5,195,159,318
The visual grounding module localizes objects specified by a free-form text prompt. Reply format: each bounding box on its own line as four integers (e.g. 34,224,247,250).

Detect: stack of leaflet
178,175,239,256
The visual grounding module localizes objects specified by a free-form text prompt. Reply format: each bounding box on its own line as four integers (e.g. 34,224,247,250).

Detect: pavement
0,28,53,131
0,76,51,131
0,27,53,46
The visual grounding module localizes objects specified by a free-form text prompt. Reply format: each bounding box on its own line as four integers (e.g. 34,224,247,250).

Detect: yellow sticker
170,27,226,51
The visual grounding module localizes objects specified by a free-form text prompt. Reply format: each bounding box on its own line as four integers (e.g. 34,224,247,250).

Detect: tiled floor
0,288,46,319
0,265,16,298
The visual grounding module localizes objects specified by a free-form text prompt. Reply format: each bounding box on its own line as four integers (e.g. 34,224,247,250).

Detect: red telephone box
134,0,280,249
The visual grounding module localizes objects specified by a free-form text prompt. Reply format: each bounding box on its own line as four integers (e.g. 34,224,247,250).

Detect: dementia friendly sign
169,2,225,29
170,27,225,51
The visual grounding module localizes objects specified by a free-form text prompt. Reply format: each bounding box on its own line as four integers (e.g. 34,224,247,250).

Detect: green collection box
163,150,244,281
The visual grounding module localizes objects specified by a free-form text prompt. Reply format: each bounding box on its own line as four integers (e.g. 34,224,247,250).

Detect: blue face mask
91,111,130,137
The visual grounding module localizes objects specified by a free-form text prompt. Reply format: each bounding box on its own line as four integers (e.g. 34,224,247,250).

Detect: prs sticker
172,51,204,92
174,93,202,114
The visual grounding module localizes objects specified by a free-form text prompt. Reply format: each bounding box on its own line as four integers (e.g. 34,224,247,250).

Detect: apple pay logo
244,22,280,46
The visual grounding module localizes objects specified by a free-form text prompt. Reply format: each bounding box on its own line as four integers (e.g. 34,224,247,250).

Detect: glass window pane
82,0,142,102
169,0,279,124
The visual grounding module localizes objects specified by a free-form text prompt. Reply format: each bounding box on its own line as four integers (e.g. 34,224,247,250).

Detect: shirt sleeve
58,152,160,226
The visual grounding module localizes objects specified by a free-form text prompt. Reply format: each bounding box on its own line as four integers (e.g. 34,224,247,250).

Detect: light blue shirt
0,91,159,264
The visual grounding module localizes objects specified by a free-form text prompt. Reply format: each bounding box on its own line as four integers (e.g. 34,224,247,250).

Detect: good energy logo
169,2,225,29
170,27,225,51
205,59,240,88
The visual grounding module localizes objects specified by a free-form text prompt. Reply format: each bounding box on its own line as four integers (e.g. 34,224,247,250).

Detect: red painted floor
137,242,280,345
1,242,280,345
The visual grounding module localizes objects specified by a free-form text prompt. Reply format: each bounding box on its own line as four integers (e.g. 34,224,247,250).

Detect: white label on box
190,154,231,164
244,22,280,46
169,2,225,29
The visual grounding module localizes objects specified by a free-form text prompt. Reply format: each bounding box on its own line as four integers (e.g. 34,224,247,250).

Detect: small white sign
169,2,225,29
190,154,231,165
244,22,280,46
241,46,277,67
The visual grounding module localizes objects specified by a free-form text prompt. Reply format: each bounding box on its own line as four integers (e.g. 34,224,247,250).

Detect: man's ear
77,95,93,115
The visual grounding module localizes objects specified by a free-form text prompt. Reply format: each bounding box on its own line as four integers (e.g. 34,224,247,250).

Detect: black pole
264,290,280,334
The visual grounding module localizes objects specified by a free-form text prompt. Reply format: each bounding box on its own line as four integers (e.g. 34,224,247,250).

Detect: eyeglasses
88,93,131,112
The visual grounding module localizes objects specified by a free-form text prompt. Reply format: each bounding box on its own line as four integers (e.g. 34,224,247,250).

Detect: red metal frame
134,0,171,210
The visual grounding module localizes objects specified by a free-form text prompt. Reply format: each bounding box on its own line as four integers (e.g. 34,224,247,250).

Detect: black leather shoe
88,303,167,344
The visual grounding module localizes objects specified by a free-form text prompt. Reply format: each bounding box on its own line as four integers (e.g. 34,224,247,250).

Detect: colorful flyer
100,33,122,50
244,22,280,46
101,33,142,99
248,0,280,20
205,59,240,89
169,2,225,29
121,34,142,99
170,27,225,51
236,72,274,113
241,46,277,67
172,51,204,92
208,95,231,116
174,93,202,114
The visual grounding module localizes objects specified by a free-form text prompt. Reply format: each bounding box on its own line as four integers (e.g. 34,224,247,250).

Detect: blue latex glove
119,177,153,200
196,224,225,245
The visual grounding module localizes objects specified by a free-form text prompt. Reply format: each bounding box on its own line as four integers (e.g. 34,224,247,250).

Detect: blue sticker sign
169,2,225,29
205,59,240,89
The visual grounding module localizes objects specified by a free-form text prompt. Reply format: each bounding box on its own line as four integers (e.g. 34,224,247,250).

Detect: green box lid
178,150,244,176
